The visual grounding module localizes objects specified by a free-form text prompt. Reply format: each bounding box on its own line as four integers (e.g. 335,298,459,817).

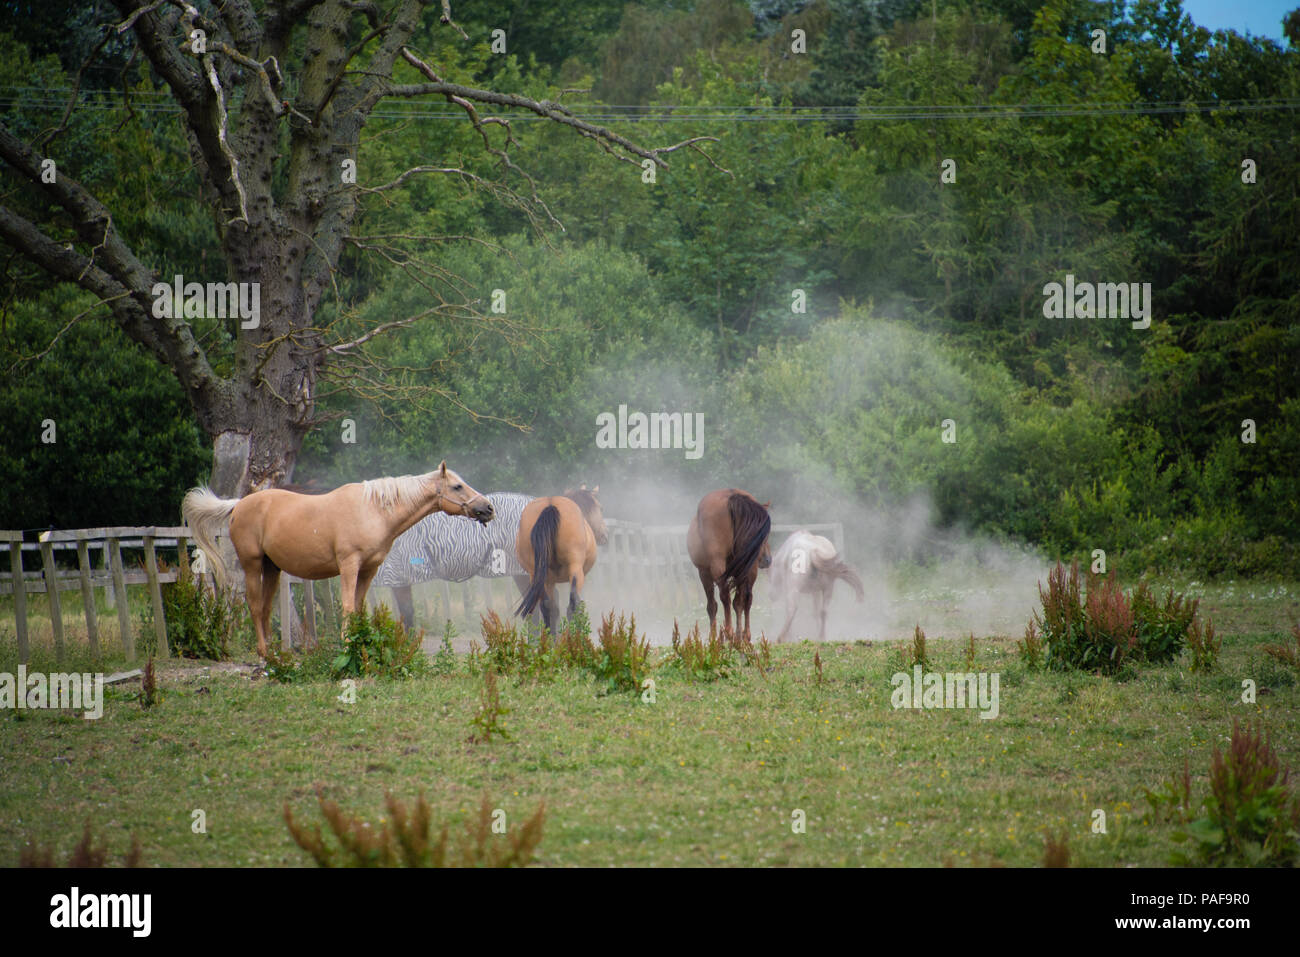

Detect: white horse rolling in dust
770,530,865,642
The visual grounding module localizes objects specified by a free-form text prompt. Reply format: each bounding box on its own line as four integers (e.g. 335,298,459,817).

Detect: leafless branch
7,290,131,373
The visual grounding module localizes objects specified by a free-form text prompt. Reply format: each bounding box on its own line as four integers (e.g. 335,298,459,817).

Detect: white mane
362,471,436,512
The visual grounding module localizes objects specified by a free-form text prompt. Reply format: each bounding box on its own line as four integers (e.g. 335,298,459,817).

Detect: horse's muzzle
759,554,772,569
468,500,494,524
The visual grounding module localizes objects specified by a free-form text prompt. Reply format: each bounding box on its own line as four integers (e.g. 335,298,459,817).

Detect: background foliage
1,0,1296,576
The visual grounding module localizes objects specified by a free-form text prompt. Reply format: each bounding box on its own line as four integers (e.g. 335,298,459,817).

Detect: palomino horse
770,530,864,642
687,488,772,641
515,485,609,634
182,462,493,657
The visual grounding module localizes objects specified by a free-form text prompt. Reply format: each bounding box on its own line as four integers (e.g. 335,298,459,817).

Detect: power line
1,87,1296,122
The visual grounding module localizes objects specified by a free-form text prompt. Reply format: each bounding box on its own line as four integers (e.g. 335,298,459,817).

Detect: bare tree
0,0,719,494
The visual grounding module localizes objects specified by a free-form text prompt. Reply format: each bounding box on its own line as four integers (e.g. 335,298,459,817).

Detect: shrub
1187,618,1221,673
471,608,596,681
1018,620,1043,669
331,605,427,679
663,619,734,681
263,635,342,684
469,670,510,743
1261,624,1300,674
1042,830,1070,868
159,576,250,660
284,790,544,867
19,823,143,867
1032,562,1202,674
901,625,930,670
592,612,652,695
431,619,459,676
1130,582,1198,664
1168,720,1300,866
140,656,159,709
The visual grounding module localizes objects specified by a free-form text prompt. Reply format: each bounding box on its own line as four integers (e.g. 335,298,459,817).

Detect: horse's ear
439,460,448,476
763,501,772,510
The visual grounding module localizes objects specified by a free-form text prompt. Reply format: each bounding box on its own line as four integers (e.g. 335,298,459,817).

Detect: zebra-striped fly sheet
375,492,532,587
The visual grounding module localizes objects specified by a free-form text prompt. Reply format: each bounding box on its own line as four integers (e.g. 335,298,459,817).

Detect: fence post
75,535,100,657
38,538,65,664
5,532,28,663
142,533,170,658
101,542,115,609
109,537,134,663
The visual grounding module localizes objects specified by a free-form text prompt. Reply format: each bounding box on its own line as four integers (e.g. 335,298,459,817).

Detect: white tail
181,486,239,586
811,552,865,602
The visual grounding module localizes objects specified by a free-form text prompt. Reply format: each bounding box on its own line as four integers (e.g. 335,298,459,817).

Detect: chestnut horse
770,530,864,642
515,485,609,634
687,488,772,641
182,462,493,657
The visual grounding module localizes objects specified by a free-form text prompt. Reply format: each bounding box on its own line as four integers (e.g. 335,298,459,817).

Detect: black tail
722,493,771,587
516,505,560,618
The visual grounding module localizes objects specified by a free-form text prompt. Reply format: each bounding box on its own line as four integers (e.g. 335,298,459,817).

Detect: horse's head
565,484,609,546
434,461,494,524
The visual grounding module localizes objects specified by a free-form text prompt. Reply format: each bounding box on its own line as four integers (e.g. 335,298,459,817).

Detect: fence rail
1,519,845,662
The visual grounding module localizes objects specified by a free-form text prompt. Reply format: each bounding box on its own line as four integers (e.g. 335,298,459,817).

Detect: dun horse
515,485,608,634
687,488,772,641
182,462,493,657
770,530,864,642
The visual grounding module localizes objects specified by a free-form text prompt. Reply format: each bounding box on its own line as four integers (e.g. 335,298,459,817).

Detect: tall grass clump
284,790,544,867
1262,623,1300,674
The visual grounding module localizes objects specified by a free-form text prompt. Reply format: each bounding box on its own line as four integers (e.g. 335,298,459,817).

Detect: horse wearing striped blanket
375,492,533,629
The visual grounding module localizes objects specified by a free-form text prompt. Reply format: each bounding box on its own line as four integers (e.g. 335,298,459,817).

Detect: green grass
1,578,1297,867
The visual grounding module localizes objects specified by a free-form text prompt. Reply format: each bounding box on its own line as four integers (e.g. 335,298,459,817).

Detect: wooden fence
0,526,193,665
1,520,845,661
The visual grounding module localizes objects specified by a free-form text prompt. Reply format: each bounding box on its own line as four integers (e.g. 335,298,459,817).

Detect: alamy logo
50,887,150,937
0,666,103,719
890,666,1000,719
595,404,704,460
151,274,260,328
1041,274,1152,329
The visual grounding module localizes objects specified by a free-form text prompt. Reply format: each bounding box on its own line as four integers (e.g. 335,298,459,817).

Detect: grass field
1,576,1297,867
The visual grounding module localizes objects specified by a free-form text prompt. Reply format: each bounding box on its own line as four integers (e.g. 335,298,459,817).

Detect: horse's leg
241,556,268,658
778,586,799,643
719,579,734,637
697,567,717,637
392,585,416,630
566,568,586,620
337,556,362,626
260,557,282,652
354,564,381,623
543,583,559,635
813,584,827,641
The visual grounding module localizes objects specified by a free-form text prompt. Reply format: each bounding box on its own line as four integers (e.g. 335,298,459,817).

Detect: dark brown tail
814,555,865,601
516,505,560,618
722,493,770,587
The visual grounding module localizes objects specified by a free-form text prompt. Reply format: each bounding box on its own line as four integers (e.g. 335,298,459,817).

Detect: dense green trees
1,0,1295,575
